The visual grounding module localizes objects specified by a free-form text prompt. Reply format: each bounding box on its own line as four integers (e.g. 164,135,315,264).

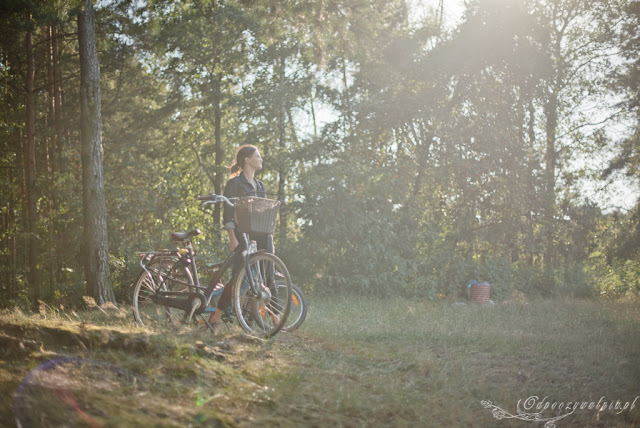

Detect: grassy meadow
1,295,639,427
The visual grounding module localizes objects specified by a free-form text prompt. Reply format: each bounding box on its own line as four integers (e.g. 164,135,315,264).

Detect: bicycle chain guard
151,291,207,316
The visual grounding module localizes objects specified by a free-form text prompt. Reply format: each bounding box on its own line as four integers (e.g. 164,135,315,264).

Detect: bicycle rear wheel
277,281,307,332
233,252,292,338
132,256,194,330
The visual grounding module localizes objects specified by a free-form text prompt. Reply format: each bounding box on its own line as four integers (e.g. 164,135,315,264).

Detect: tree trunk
46,25,58,294
54,25,71,171
47,27,56,178
53,26,64,168
25,20,41,303
342,59,352,132
277,55,287,245
410,122,433,200
53,26,66,284
213,68,223,241
310,84,318,140
17,128,27,269
543,24,565,271
78,0,115,305
543,91,557,269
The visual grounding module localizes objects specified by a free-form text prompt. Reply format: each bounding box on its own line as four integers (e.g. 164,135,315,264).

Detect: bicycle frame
138,196,264,323
199,195,264,299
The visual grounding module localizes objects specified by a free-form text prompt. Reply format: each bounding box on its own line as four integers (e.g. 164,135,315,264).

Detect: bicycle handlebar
196,194,235,207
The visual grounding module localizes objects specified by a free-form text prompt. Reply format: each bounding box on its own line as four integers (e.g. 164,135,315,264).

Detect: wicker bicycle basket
234,197,280,234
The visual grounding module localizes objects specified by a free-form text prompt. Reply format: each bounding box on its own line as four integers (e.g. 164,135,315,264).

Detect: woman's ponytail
229,163,242,177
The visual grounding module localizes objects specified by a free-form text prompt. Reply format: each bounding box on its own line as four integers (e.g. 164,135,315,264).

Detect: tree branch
557,110,623,140
191,145,216,187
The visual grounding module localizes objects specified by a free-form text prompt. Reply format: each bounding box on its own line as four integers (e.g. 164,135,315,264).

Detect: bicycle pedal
184,319,207,328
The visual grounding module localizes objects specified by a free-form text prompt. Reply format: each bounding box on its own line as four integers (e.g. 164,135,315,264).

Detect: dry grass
265,296,640,427
1,296,639,427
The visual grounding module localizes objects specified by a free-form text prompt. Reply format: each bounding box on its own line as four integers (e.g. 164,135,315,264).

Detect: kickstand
198,314,228,334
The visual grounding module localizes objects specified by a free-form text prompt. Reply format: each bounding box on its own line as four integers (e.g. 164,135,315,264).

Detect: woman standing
208,144,274,331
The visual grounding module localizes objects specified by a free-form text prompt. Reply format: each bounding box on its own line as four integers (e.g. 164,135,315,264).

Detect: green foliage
1,0,639,308
588,254,640,298
585,205,640,298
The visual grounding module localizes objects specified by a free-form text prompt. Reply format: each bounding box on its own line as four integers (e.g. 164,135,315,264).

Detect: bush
587,253,640,298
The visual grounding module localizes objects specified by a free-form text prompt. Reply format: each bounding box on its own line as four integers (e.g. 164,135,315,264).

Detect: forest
1,0,639,309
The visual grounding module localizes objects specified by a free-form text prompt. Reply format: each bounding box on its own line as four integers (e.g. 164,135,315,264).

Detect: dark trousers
216,232,274,311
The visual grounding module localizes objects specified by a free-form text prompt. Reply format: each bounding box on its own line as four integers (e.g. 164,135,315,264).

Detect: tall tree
600,0,640,261
78,0,115,305
25,14,41,302
531,0,620,267
141,0,254,237
605,0,640,185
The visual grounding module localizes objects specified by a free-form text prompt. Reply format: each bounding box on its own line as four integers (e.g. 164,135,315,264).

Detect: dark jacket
222,173,266,230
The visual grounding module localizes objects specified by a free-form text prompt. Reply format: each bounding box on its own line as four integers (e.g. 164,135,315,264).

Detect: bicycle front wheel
132,256,194,330
233,252,292,338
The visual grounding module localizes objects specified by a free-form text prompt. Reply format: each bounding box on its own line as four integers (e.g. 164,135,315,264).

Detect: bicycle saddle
170,229,201,241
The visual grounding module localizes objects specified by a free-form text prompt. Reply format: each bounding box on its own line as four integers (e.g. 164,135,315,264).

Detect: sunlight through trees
1,0,638,307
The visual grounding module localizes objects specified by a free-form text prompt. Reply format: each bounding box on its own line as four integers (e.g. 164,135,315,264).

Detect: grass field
1,295,639,427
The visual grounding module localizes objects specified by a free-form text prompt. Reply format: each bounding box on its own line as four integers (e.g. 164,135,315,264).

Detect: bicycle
131,194,293,338
200,202,308,333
